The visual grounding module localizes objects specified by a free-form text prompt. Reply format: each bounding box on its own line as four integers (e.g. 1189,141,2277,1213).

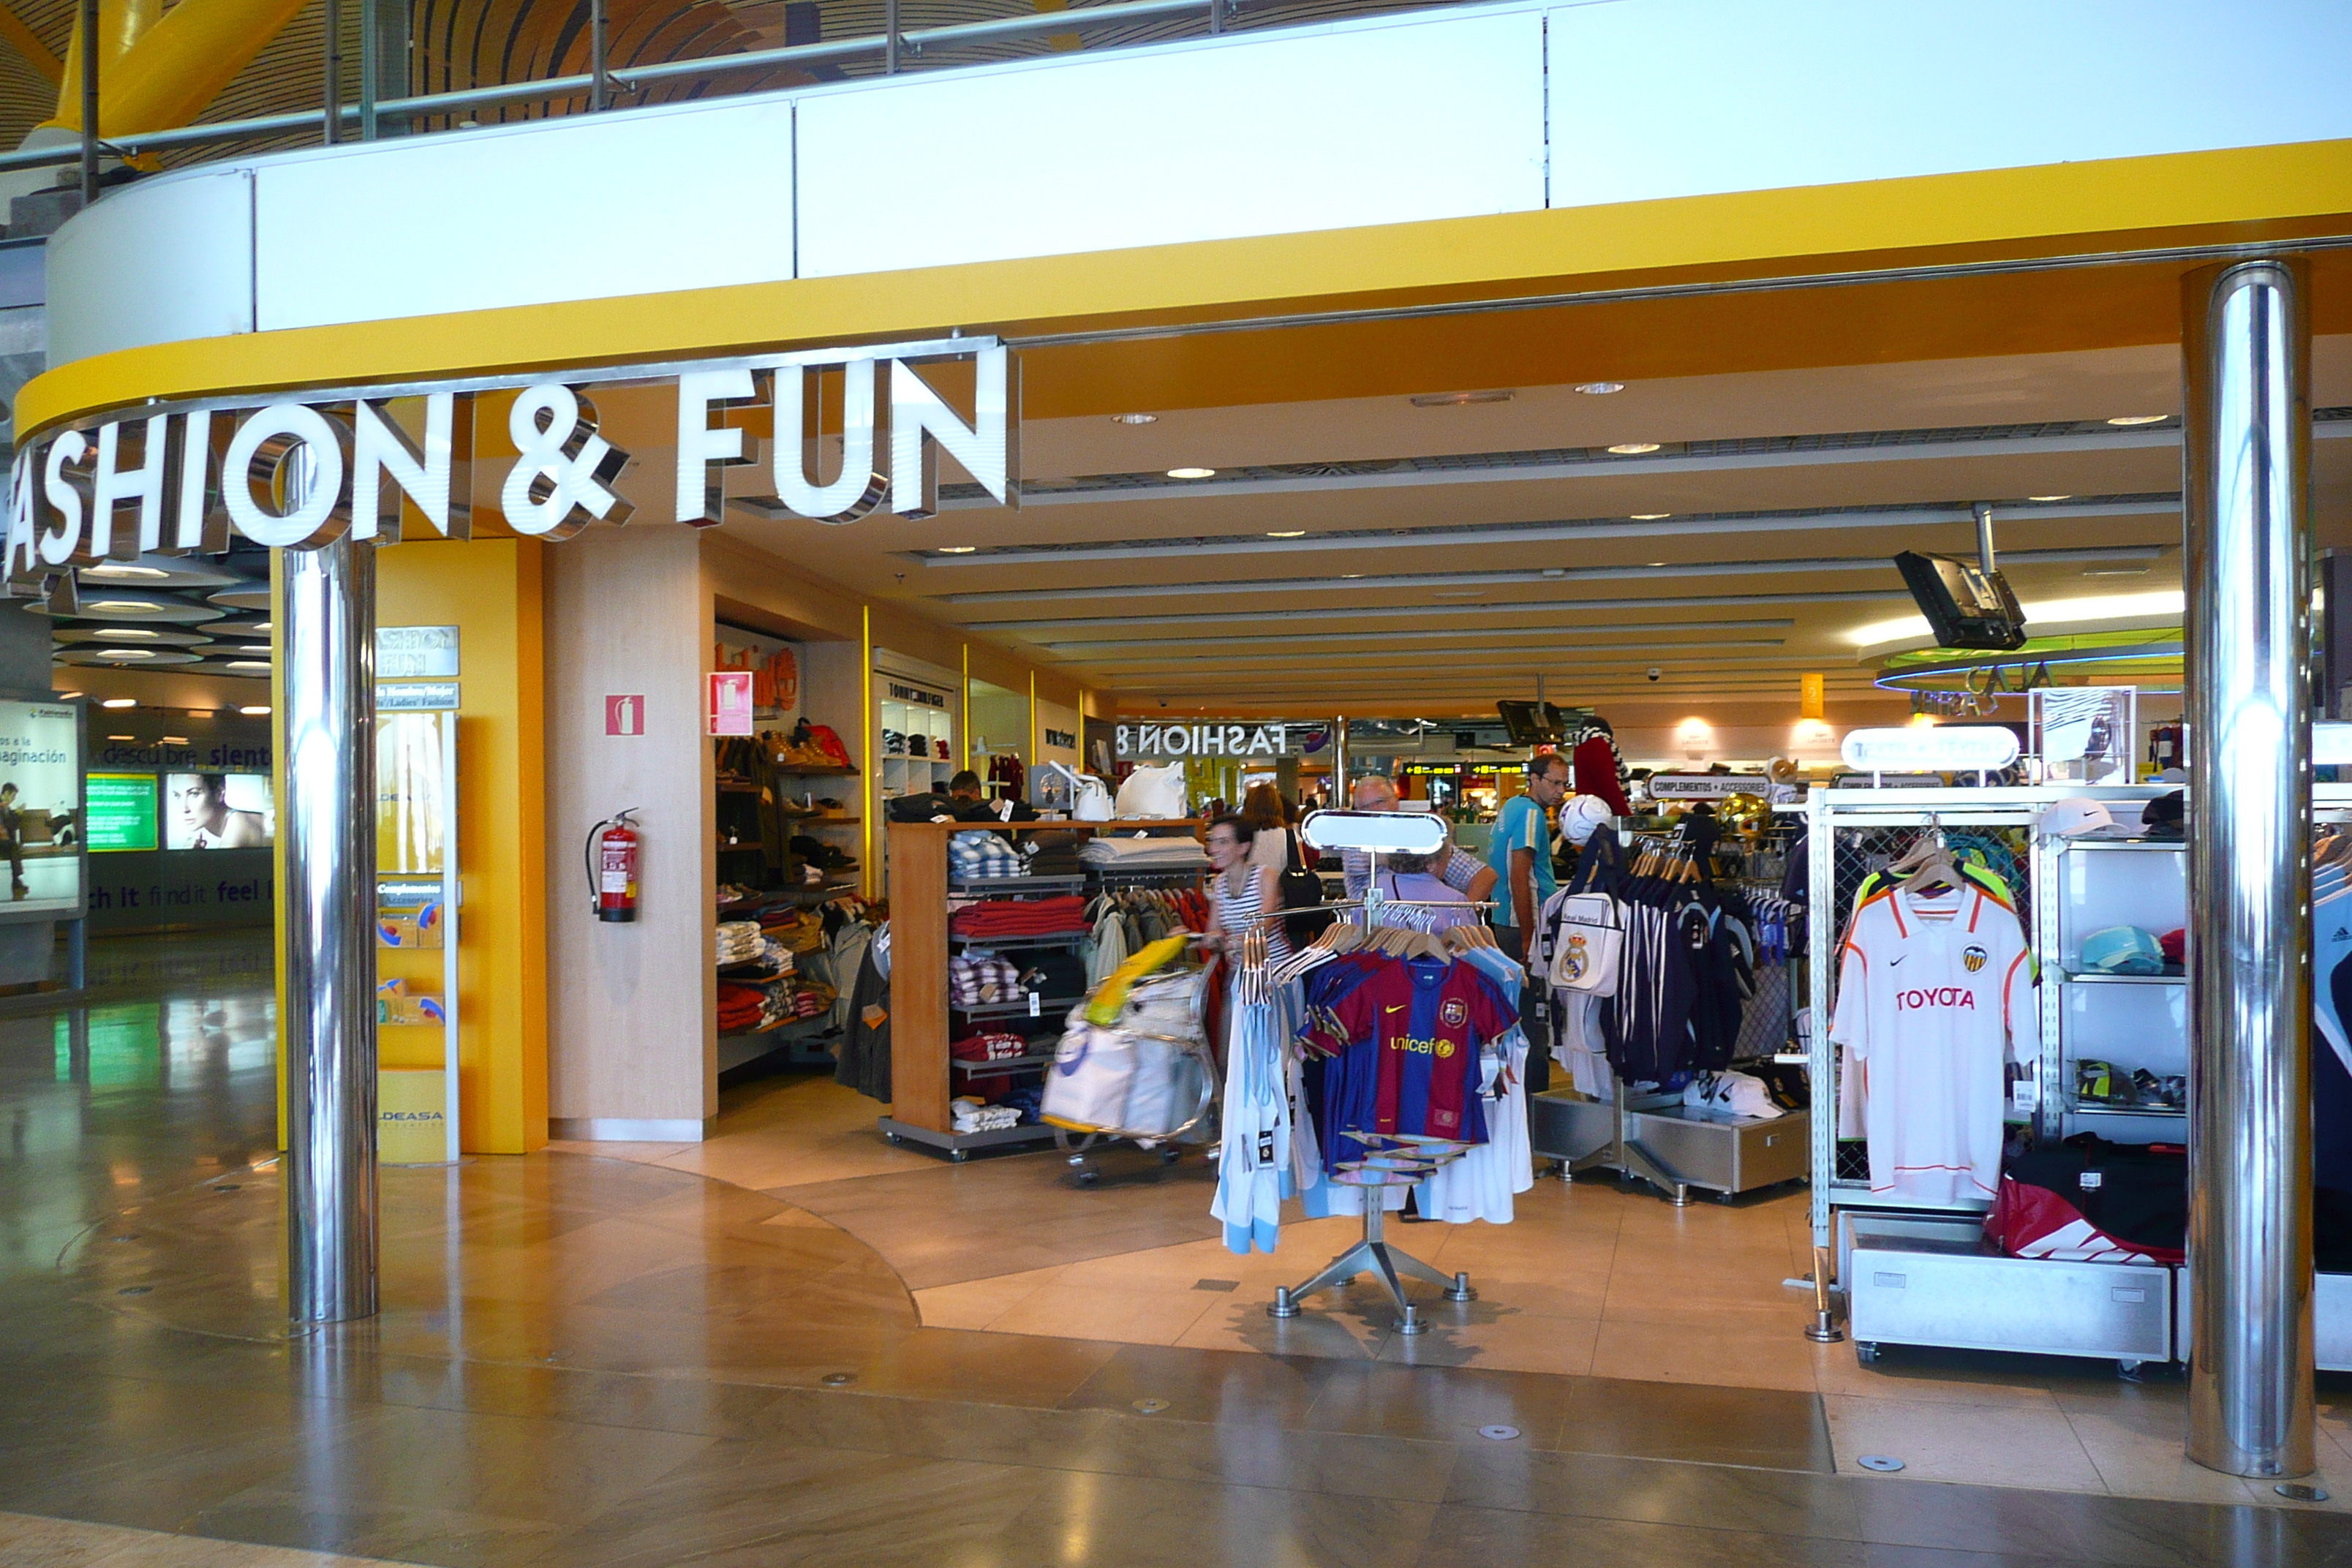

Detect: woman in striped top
1201,815,1292,970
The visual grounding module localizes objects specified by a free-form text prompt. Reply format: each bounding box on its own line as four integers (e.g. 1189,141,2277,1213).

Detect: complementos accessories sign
4,337,1014,583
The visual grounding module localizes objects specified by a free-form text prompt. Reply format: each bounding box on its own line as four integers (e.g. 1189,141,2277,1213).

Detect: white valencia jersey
1829,886,2037,1204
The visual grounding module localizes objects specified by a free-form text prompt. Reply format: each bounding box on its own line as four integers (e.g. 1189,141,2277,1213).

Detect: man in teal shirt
1487,750,1570,1101
1488,751,1571,961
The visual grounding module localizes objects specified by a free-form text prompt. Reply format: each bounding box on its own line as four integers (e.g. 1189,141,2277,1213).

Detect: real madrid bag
1548,892,1625,997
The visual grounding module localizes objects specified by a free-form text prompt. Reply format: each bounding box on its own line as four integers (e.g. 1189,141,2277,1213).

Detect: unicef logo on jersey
1962,944,1989,973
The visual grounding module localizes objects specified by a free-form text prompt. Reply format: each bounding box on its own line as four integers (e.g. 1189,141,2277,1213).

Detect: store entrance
607,280,2267,1469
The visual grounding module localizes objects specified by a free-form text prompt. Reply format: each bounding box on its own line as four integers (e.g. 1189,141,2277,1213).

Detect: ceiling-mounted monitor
1893,550,2029,652
1496,700,1563,745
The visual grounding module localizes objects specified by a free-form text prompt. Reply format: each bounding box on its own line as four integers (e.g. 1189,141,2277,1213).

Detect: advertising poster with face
165,773,275,850
0,697,83,914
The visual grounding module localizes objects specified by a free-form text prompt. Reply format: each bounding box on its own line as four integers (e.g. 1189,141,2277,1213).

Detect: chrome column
282,536,380,1324
2184,259,2314,1478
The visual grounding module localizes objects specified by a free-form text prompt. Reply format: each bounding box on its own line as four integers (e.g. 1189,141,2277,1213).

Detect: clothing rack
1269,1158,1477,1334
1089,867,1206,888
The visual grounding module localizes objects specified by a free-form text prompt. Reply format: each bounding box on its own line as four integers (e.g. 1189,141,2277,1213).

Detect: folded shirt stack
1025,839,1085,877
949,895,1092,939
1079,834,1210,870
717,981,772,1034
715,920,764,966
950,1030,1031,1063
948,954,1022,1006
761,908,827,952
951,1096,1022,1134
949,831,1029,880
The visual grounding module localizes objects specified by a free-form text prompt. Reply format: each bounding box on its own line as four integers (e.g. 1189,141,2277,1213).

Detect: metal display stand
1803,783,2172,1357
1267,1135,1477,1335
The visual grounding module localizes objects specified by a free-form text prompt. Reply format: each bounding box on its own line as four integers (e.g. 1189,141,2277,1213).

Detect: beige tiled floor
568,1072,2352,1518
0,1510,409,1567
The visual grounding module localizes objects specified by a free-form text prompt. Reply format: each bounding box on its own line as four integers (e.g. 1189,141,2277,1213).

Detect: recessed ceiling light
1575,382,1626,396
1112,412,1158,425
1645,562,1667,568
186,710,214,719
94,649,155,660
252,622,272,633
1409,389,1513,408
1166,467,1216,480
2107,415,2168,426
1607,442,1661,455
227,660,272,671
1267,530,1307,539
937,546,977,554
2028,494,2073,502
105,734,132,741
161,735,187,745
92,627,159,638
83,563,168,578
239,705,271,716
86,599,157,611
1630,513,1673,521
1341,573,1363,579
101,698,137,709
237,645,271,655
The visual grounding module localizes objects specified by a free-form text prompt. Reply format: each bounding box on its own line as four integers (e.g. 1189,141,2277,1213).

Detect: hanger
1874,818,1962,896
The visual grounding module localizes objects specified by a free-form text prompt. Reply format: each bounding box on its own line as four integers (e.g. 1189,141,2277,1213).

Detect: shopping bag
1041,1022,1140,1132
1549,892,1624,996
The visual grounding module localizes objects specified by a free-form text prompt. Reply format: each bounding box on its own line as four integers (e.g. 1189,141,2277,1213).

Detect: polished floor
6,932,2352,1566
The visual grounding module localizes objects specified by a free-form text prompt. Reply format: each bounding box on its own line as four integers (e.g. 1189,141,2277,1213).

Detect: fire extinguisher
585,810,641,923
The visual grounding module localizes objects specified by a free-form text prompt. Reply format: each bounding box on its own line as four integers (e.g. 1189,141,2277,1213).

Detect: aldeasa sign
5,336,1014,583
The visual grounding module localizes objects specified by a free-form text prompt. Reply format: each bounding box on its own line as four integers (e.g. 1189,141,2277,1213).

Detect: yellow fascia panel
23,135,2352,438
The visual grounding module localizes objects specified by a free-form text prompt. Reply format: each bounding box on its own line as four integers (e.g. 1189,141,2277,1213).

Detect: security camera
1158,698,1169,707
1646,667,1662,683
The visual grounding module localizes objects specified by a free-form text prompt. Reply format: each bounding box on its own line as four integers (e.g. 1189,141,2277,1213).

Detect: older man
1338,775,1498,904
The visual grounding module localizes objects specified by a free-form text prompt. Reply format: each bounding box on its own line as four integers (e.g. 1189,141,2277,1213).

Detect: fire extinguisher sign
706,671,755,736
606,695,645,736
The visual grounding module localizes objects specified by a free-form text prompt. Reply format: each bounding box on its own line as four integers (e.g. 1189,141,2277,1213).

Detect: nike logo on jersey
1896,986,1976,1011
1384,1003,1407,1015
2335,928,2349,941
1889,956,1906,967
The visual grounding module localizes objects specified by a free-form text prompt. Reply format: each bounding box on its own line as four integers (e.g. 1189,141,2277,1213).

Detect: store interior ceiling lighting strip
911,498,2179,563
929,545,2166,606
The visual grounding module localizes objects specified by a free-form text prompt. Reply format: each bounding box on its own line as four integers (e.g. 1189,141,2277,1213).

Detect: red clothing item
1572,736,1632,817
949,895,1090,937
1303,958,1515,1140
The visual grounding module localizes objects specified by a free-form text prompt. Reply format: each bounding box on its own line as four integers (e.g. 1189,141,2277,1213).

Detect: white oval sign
1839,725,2021,772
1300,808,1448,855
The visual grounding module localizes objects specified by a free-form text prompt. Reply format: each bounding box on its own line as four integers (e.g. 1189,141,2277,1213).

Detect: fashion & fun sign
4,337,1016,583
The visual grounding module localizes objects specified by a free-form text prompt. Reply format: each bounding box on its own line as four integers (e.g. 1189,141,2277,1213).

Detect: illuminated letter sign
4,337,1017,585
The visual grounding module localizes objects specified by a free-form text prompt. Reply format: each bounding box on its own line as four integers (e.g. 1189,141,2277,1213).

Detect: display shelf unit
949,874,1087,894
2035,815,2187,1143
950,930,1087,950
1801,784,2186,1362
878,818,1204,1160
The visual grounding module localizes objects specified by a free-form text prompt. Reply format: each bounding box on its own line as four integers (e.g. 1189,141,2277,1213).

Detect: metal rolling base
1267,1196,1474,1333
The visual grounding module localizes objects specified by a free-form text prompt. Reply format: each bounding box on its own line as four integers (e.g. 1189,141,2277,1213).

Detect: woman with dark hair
1240,782,1295,873
1199,813,1290,969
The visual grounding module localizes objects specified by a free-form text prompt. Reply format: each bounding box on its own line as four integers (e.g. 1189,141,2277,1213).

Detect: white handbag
1112,761,1186,819
1548,892,1625,996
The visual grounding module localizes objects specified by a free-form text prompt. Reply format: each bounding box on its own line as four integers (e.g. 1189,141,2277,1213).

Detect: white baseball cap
2038,797,2122,838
